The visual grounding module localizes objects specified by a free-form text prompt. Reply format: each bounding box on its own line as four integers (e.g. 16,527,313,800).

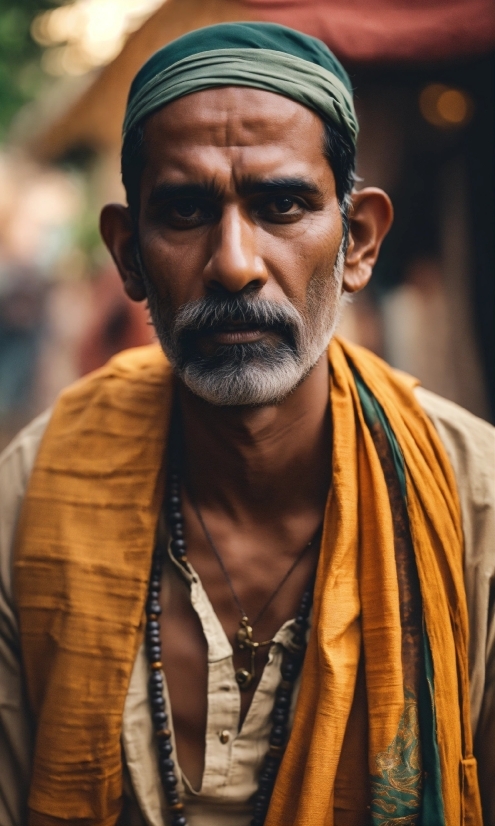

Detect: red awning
240,0,495,63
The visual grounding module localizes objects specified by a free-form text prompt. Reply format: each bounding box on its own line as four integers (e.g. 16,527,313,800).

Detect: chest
156,494,321,790
158,552,310,792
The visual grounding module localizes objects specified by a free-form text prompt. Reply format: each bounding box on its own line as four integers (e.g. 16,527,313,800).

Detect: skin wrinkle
121,114,355,229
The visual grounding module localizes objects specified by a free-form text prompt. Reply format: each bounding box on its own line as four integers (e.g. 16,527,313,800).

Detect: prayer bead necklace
145,461,314,826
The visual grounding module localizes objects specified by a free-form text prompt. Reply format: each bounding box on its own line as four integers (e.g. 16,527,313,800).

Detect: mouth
201,321,270,346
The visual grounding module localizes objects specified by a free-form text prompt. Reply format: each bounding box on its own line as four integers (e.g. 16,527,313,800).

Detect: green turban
123,22,358,145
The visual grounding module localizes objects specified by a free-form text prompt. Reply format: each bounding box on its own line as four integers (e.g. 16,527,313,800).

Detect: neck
178,352,331,523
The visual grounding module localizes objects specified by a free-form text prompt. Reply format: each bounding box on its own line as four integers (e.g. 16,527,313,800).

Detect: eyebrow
237,176,322,197
147,180,223,207
147,176,323,207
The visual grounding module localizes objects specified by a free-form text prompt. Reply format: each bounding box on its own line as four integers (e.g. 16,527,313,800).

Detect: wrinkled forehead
144,86,324,149
140,87,331,186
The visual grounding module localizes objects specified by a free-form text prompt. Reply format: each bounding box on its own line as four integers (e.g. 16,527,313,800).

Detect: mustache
171,294,303,342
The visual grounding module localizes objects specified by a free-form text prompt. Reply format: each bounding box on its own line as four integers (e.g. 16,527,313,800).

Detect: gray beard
140,241,346,407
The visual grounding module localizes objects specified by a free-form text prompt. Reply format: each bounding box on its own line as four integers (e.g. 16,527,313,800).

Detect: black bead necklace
145,461,314,826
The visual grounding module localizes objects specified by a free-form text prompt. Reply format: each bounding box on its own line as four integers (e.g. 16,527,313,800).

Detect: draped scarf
13,338,482,825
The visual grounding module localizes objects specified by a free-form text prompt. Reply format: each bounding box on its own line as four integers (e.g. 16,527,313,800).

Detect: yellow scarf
14,339,481,825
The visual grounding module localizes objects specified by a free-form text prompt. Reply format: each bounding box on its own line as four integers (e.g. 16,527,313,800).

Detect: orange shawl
14,338,481,825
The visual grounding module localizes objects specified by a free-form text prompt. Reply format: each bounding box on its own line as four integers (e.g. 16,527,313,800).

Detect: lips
203,322,267,344
173,296,299,360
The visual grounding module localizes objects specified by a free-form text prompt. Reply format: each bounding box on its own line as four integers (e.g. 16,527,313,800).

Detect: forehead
141,87,330,183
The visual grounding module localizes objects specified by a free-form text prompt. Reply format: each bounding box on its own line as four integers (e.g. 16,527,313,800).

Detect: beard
139,241,347,407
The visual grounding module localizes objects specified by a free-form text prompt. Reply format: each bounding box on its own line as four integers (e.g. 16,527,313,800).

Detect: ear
343,188,393,293
100,204,147,302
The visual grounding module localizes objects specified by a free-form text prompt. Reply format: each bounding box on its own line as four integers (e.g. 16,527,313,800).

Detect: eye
173,201,200,218
163,199,216,229
273,196,297,214
257,195,305,223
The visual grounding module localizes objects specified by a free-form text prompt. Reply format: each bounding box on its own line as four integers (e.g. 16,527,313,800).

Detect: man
0,21,494,826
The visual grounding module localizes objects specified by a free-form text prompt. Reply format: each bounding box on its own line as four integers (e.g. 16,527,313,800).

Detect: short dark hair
121,115,356,230
321,119,355,240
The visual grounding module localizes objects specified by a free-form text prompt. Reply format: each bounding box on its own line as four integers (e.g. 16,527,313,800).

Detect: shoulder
0,410,52,620
415,386,495,711
414,385,495,602
0,414,51,824
414,385,494,446
414,386,495,504
414,388,495,737
0,410,52,486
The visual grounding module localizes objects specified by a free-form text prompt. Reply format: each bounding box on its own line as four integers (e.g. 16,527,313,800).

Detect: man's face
135,87,346,406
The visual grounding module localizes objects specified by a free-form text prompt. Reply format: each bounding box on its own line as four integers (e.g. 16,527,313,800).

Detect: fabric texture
1,384,494,826
0,410,51,826
353,370,443,823
123,22,358,144
266,339,481,825
14,349,172,825
13,340,482,825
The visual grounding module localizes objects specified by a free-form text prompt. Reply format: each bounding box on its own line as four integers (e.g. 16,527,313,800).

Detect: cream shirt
0,387,494,825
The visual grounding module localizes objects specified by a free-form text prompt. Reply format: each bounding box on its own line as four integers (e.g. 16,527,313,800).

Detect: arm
0,412,50,825
415,387,495,820
475,603,495,825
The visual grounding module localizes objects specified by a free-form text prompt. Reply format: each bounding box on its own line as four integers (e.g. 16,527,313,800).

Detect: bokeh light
419,83,474,128
32,0,165,76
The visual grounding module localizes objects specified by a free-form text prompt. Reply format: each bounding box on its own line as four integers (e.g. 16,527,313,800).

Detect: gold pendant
234,617,273,691
235,618,256,691
235,666,254,690
236,616,253,650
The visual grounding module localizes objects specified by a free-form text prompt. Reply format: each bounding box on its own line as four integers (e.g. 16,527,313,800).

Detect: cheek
257,216,343,308
140,227,212,304
139,205,343,308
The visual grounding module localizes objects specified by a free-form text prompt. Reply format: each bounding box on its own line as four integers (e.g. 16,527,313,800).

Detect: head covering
123,22,358,145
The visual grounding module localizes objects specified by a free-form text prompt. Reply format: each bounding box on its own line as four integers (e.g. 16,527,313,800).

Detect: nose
203,205,268,293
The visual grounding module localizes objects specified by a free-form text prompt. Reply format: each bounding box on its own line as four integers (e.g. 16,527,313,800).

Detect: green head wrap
123,22,358,145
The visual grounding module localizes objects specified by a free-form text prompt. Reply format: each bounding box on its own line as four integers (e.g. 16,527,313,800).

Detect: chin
178,355,319,407
158,326,332,407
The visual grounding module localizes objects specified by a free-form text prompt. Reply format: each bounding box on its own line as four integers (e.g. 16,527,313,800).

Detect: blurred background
0,0,493,448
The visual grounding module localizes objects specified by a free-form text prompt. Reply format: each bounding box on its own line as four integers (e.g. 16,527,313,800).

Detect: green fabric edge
419,629,446,825
123,48,358,142
130,22,354,96
353,369,446,826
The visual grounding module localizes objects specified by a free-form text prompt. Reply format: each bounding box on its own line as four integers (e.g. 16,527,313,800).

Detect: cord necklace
189,492,320,690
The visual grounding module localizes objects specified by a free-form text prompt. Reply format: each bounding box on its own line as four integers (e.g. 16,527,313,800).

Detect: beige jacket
0,387,494,825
